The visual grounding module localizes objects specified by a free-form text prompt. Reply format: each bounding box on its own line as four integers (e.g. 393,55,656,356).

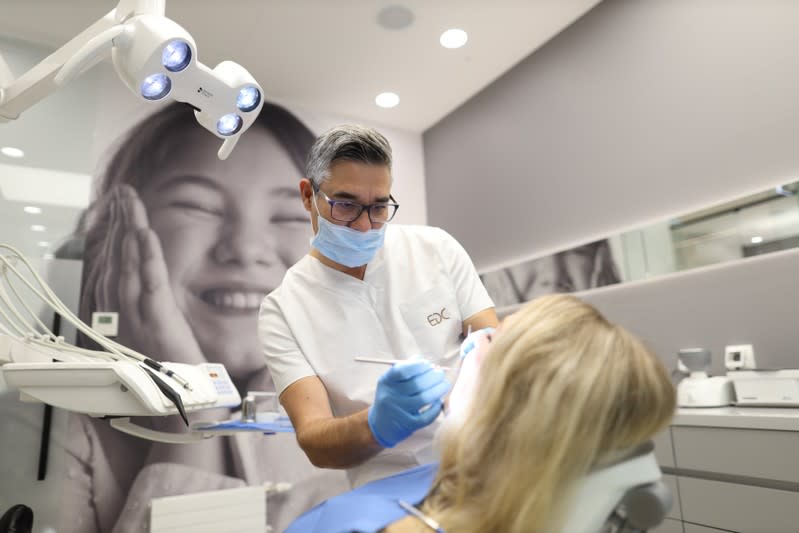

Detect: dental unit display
0,244,247,443
0,0,264,160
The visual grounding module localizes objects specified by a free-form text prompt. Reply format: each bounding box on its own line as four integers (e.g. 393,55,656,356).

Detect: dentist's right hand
367,360,451,448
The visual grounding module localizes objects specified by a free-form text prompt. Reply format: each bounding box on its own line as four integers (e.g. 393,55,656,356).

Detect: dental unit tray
0,243,257,444
3,359,240,418
191,415,295,434
1,334,240,418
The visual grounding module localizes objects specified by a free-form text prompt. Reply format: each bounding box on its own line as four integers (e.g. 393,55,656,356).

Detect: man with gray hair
259,124,497,487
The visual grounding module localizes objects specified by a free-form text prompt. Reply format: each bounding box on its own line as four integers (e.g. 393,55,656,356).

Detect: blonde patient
287,294,676,533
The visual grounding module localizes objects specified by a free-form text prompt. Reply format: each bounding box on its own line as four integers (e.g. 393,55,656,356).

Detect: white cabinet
656,411,799,533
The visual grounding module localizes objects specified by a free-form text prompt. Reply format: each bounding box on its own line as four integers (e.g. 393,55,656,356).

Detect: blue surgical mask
311,194,387,268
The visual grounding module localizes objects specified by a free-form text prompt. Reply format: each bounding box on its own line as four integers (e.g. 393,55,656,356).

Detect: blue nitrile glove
367,359,451,448
459,327,496,359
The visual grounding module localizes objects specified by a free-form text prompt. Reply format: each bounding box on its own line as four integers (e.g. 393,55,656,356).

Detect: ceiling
0,0,601,132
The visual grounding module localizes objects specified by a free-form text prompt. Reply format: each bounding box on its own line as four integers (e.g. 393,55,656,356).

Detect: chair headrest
558,440,667,533
620,479,673,530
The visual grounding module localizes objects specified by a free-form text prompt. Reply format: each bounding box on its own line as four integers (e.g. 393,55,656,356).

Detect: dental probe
353,356,451,371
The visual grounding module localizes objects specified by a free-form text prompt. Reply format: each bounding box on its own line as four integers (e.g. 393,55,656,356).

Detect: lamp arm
54,25,127,87
0,10,118,121
0,0,166,122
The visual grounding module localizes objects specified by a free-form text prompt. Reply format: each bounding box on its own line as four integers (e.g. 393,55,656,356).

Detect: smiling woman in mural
480,239,622,308
62,101,348,533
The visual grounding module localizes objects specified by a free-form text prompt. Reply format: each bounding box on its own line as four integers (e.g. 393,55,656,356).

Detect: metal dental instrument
353,328,483,369
354,355,454,371
397,500,445,533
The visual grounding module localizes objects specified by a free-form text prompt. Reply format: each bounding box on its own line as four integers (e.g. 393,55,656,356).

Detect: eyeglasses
315,189,400,223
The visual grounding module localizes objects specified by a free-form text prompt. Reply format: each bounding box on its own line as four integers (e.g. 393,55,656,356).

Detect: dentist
259,124,498,486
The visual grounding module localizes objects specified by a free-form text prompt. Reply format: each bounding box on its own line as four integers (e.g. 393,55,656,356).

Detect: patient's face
447,325,499,420
435,323,506,453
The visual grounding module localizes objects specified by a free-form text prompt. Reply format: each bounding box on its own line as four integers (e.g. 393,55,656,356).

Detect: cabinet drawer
654,428,676,468
653,517,684,533
672,426,799,483
679,477,799,533
684,525,735,533
663,474,681,520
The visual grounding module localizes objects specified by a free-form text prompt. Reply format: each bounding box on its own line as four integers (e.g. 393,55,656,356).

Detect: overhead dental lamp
0,0,264,159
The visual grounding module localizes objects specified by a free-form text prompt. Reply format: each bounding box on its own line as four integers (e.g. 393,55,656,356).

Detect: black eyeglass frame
313,187,400,223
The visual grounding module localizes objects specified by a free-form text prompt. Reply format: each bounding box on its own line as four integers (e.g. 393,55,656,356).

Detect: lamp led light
31,225,46,232
236,86,261,113
23,206,41,214
140,73,171,100
751,236,764,244
161,40,191,72
217,113,243,136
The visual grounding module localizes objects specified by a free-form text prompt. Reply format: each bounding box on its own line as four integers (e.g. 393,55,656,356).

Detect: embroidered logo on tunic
427,308,450,326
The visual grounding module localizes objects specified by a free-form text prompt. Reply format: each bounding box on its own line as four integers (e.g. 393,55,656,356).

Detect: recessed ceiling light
31,224,46,232
751,236,764,244
375,92,400,108
42,252,55,260
1,146,24,158
38,241,50,247
440,28,468,49
24,206,42,214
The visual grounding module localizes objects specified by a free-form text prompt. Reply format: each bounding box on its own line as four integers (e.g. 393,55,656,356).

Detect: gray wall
424,0,799,271
571,248,797,373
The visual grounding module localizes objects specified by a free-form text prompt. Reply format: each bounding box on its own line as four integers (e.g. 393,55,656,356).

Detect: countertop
674,407,799,431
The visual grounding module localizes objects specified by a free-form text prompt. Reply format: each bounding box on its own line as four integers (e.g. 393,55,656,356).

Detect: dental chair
0,504,33,533
562,441,672,533
147,441,670,533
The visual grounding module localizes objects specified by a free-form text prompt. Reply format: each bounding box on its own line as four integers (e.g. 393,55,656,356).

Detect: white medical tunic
259,224,493,487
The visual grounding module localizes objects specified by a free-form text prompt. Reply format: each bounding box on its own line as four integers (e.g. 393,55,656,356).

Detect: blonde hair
422,294,676,532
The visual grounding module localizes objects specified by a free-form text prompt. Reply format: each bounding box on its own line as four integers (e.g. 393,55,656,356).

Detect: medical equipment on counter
724,343,757,371
0,0,263,160
728,369,799,407
676,348,735,408
0,244,280,443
